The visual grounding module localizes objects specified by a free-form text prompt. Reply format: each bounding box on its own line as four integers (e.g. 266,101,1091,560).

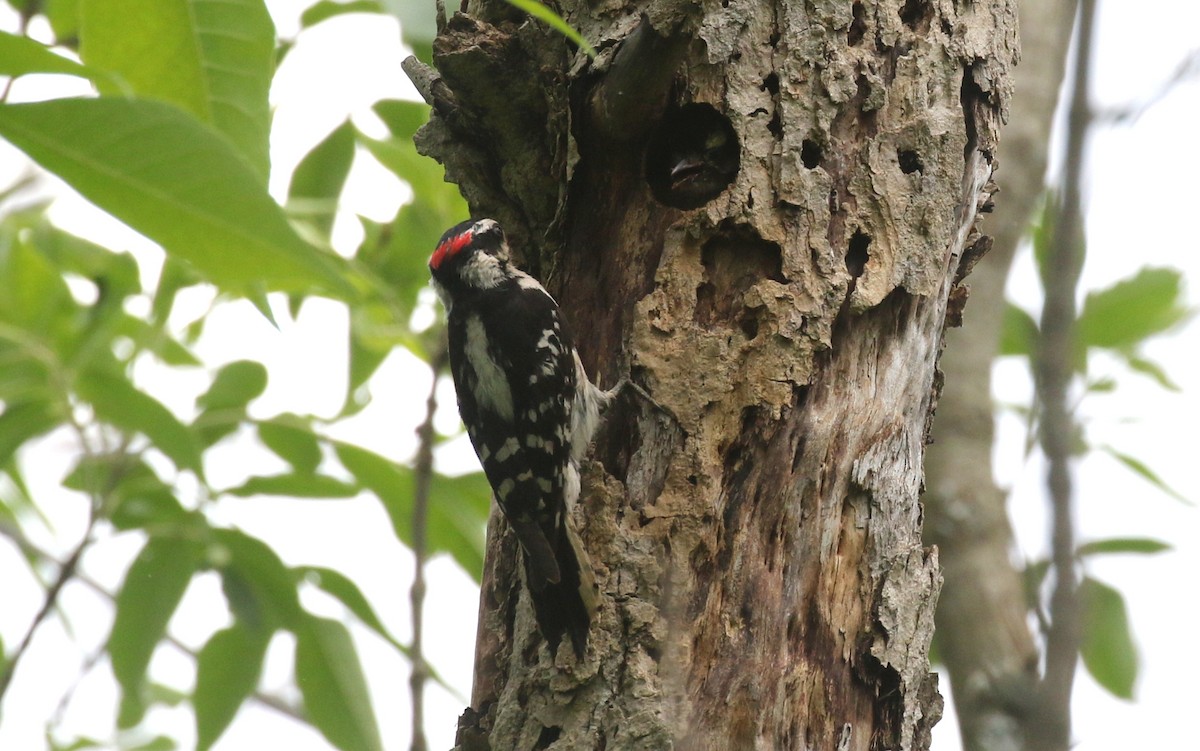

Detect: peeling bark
410,1,1016,748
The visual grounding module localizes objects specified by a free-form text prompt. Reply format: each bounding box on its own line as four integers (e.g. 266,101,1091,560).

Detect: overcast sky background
1,2,1198,750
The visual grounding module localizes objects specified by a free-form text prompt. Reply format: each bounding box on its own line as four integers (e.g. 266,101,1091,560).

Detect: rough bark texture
922,2,1076,749
410,1,1016,749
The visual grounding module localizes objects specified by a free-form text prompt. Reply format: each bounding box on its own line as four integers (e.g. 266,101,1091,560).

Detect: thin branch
0,525,93,701
409,346,447,751
0,522,305,724
1028,1,1097,749
1092,48,1200,125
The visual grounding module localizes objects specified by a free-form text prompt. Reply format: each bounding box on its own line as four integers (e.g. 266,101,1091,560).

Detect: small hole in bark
767,109,783,140
848,2,867,45
801,139,822,169
687,474,698,485
738,309,760,340
761,72,780,95
898,148,923,174
846,230,870,278
535,726,562,750
646,103,740,210
899,0,932,31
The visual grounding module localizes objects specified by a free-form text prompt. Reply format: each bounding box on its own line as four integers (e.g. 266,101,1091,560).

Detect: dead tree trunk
407,1,1016,749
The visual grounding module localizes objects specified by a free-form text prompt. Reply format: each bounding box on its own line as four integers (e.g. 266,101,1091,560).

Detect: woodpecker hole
800,139,823,169
645,103,741,210
846,230,871,278
898,148,924,174
848,2,867,46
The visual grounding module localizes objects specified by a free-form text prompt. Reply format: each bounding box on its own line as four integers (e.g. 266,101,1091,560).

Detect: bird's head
429,218,510,291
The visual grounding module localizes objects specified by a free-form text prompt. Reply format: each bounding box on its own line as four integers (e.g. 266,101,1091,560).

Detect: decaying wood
409,1,1016,748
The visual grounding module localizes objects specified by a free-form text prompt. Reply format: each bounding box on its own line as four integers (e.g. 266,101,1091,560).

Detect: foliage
0,2,491,749
1001,195,1192,701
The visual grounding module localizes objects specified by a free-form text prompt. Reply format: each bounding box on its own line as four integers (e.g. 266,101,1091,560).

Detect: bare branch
409,346,447,751
1028,2,1098,749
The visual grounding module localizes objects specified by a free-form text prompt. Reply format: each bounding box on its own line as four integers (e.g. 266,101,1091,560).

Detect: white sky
1,3,1198,750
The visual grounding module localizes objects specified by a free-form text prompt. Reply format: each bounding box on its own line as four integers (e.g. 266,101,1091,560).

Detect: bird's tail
523,522,598,658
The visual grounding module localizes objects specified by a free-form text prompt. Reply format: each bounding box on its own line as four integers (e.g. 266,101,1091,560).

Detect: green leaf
295,565,406,652
1125,354,1180,391
0,29,102,81
257,415,323,474
334,441,413,542
0,230,75,337
88,460,190,532
1085,376,1116,393
0,98,355,298
292,565,464,698
108,535,204,727
80,0,276,181
224,473,358,498
194,621,270,751
428,471,490,581
151,258,202,327
115,314,201,367
371,99,429,141
1079,577,1138,700
46,0,83,43
127,736,177,751
1078,267,1190,352
197,360,268,412
502,0,596,57
301,0,383,28
999,301,1039,357
0,401,59,468
1099,445,1191,505
294,616,383,751
29,220,142,301
335,442,488,579
288,120,356,238
394,2,437,53
76,365,203,475
50,737,105,751
212,528,303,630
1077,538,1171,557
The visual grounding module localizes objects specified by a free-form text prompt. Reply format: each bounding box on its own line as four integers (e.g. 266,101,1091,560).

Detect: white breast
464,314,514,422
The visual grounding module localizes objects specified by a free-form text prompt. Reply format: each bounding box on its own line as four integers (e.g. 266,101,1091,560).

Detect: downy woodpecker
429,218,606,658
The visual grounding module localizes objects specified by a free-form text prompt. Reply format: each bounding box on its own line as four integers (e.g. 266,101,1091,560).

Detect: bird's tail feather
524,523,597,658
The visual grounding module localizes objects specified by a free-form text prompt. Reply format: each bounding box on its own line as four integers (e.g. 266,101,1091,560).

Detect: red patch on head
429,231,472,271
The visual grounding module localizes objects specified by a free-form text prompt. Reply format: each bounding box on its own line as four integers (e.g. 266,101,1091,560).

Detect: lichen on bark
409,1,1016,748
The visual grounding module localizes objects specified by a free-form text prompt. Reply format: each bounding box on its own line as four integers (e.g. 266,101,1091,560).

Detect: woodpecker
429,218,606,658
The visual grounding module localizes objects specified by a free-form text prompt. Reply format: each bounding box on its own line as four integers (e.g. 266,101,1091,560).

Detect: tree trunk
922,2,1076,749
408,1,1016,749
